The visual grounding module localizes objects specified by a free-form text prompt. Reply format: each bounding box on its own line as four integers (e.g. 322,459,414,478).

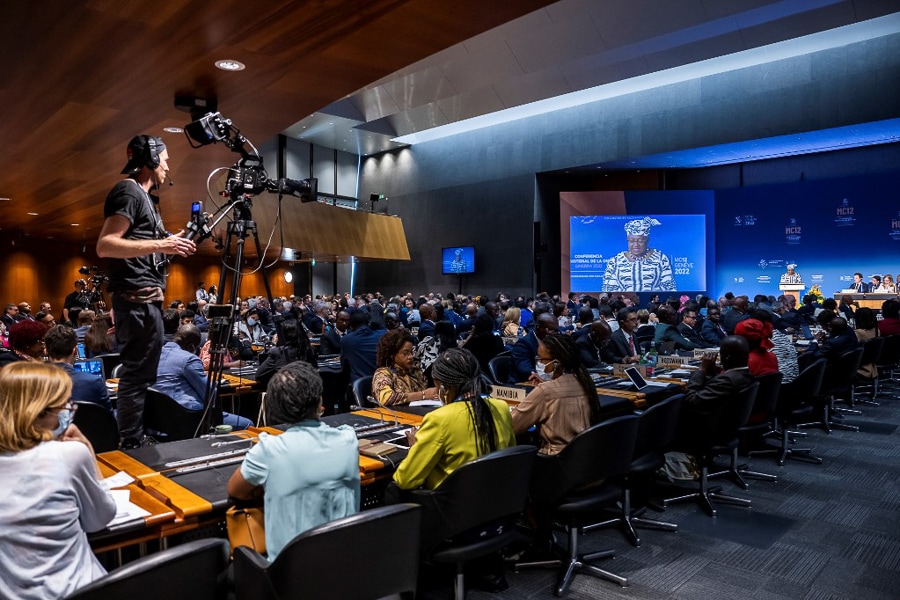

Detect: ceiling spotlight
215,59,245,71
283,270,294,284
164,127,184,133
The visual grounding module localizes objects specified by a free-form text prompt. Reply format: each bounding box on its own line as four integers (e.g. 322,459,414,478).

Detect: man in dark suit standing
319,310,349,355
508,312,558,383
604,308,641,364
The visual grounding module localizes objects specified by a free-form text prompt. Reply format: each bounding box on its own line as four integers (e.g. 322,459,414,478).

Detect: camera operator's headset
139,135,162,170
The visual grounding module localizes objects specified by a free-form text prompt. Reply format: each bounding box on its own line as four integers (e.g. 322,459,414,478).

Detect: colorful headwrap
735,318,774,350
624,217,661,236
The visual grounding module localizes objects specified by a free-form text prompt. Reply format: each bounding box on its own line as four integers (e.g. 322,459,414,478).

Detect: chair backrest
875,334,900,367
72,401,119,453
96,353,121,379
751,371,783,416
633,394,683,460
351,375,373,407
66,538,229,600
143,387,205,441
234,504,421,600
779,358,827,411
530,414,639,509
828,346,864,390
859,336,885,370
408,445,537,555
710,381,759,445
487,355,512,385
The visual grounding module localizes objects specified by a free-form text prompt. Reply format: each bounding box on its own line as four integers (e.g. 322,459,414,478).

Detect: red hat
735,318,774,349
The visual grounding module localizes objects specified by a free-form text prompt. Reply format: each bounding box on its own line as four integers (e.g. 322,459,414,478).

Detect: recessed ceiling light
215,59,245,71
26,212,39,216
0,197,10,202
164,127,183,133
70,223,79,226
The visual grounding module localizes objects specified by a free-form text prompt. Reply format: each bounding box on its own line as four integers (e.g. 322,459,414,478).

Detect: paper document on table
103,471,136,490
409,399,442,407
107,489,151,527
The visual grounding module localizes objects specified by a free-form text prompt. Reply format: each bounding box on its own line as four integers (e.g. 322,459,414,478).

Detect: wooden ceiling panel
0,0,554,245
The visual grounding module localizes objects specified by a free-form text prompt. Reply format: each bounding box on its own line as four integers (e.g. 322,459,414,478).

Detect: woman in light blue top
228,361,360,561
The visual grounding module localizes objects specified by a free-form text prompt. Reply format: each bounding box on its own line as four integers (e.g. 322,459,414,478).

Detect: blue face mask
247,318,258,327
52,407,75,438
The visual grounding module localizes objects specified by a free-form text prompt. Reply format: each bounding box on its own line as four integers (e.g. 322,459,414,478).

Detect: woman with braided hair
510,333,601,455
392,347,516,491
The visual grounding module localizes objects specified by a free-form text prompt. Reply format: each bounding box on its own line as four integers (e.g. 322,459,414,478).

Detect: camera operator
96,135,196,449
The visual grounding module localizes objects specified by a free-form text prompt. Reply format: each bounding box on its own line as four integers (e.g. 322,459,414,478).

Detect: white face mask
535,360,556,381
52,407,75,438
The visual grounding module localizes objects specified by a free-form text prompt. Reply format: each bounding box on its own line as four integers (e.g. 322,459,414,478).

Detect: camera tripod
195,196,276,436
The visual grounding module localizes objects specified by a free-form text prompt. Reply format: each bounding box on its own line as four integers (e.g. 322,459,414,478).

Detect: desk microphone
367,395,400,426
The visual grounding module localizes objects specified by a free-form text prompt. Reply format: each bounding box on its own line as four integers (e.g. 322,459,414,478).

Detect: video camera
184,111,318,202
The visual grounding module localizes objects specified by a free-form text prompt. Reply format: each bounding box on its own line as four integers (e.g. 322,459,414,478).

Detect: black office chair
351,375,374,408
589,394,683,547
72,401,119,453
109,363,124,379
405,445,537,600
487,355,513,385
852,336,884,406
144,387,205,441
874,334,900,396
664,381,759,517
96,352,121,379
517,414,639,594
66,538,229,600
819,347,864,433
733,372,783,486
753,359,826,466
233,504,421,600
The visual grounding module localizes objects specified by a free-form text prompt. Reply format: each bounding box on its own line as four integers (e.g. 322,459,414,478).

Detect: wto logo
758,259,768,269
734,216,742,226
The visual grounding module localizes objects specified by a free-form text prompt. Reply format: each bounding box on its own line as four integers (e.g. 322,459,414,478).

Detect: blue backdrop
715,171,900,299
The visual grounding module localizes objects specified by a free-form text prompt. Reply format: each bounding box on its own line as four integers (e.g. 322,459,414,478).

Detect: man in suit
319,310,349,355
679,308,717,348
807,316,859,368
675,335,755,445
604,308,641,364
700,307,728,346
44,324,112,413
417,303,437,339
340,310,386,382
851,272,870,293
721,296,750,335
508,312,558,383
575,319,613,368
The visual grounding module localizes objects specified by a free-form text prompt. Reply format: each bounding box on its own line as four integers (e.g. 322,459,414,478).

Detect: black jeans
112,294,164,442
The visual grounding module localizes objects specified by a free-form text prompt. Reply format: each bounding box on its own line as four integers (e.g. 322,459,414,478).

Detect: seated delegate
372,328,437,406
0,362,117,599
511,334,601,455
227,362,360,561
255,317,316,386
392,348,516,491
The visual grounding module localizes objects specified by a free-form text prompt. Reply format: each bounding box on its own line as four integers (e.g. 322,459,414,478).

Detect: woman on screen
602,217,676,293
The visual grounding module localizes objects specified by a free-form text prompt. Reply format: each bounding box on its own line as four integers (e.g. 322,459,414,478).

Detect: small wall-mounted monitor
442,246,475,274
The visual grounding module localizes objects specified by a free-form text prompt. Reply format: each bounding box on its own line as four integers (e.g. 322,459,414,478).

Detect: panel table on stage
833,292,899,310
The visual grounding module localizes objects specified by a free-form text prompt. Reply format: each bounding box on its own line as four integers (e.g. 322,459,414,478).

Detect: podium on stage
779,283,805,305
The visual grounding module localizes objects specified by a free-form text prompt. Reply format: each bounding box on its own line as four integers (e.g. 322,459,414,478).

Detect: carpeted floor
427,380,900,599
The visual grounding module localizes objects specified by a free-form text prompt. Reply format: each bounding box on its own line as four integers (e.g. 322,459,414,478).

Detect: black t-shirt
103,179,167,292
63,290,90,311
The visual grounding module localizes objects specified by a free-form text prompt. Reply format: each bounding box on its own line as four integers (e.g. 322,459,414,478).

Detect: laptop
73,357,105,379
622,366,670,391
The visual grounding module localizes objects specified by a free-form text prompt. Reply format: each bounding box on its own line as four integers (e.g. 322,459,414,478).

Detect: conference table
89,372,685,553
832,292,899,310
89,409,424,552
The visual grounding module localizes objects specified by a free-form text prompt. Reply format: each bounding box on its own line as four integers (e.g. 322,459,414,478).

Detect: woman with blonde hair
0,362,116,599
501,306,522,338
